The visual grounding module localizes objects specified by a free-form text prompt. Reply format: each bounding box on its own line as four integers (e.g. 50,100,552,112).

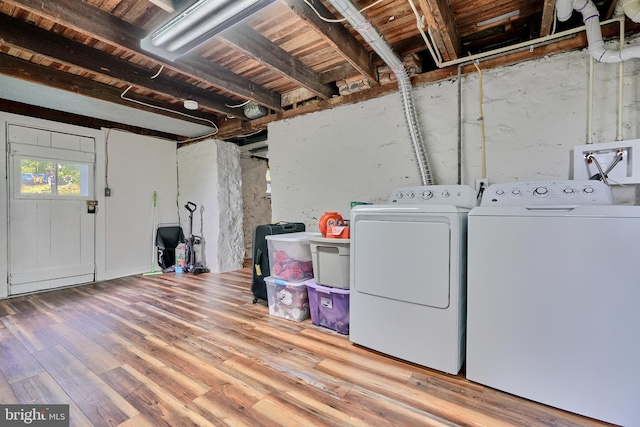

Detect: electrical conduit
326,0,433,185
557,0,640,62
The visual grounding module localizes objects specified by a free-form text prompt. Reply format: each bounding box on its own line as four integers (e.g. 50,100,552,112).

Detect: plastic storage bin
305,279,350,334
265,276,310,322
308,235,350,289
265,232,318,282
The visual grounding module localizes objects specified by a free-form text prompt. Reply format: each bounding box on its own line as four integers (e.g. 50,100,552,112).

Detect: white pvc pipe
618,20,625,140
623,0,640,22
557,0,575,21
588,55,594,144
407,0,441,67
557,0,640,62
614,0,626,18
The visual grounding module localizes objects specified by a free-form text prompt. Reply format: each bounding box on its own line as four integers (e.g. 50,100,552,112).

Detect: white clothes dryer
467,180,640,426
350,185,476,375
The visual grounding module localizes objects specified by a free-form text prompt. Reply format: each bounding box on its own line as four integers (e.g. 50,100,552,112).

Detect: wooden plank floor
0,268,615,427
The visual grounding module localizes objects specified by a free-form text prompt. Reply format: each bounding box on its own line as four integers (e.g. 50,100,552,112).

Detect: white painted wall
177,139,244,273
102,130,178,279
269,40,640,229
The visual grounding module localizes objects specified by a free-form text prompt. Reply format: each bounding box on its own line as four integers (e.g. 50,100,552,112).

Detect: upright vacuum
184,201,210,275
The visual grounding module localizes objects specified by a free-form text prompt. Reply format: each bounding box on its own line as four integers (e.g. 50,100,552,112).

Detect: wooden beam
0,14,242,118
148,0,175,13
606,0,619,19
540,0,557,37
215,116,268,140
416,0,461,61
219,23,336,100
0,99,182,140
2,0,282,111
281,88,316,107
0,53,219,129
279,0,378,84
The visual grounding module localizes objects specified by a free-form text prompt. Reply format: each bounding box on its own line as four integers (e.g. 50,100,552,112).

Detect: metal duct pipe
326,0,433,185
557,0,640,62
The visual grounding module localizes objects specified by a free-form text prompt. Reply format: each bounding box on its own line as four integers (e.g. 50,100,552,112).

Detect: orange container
318,212,344,237
326,225,350,239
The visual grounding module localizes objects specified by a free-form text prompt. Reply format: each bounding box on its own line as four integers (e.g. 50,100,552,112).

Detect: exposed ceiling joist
540,0,557,37
281,0,378,83
0,14,241,118
1,0,283,111
220,23,336,99
416,0,461,61
147,0,175,13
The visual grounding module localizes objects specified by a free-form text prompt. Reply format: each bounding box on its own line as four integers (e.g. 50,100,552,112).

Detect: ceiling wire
119,63,219,143
302,0,387,23
232,129,266,139
225,100,252,108
120,85,218,133
151,65,164,79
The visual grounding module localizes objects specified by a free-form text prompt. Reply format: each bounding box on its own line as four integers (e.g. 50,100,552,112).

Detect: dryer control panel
389,185,477,208
480,180,613,206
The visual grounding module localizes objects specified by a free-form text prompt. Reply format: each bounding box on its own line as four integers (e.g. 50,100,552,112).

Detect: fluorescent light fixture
476,10,520,28
141,0,274,61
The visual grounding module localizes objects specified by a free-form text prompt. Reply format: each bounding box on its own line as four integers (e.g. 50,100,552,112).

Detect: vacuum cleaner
184,201,210,275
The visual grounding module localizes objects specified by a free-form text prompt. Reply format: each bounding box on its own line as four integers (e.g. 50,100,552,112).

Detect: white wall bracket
573,139,640,184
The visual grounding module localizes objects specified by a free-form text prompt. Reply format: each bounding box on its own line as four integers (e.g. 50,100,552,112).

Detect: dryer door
353,217,450,308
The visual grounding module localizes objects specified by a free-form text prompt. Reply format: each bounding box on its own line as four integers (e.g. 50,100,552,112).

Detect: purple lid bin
305,279,350,335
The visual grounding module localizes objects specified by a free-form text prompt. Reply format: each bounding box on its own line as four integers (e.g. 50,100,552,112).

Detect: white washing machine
350,185,476,375
467,180,640,426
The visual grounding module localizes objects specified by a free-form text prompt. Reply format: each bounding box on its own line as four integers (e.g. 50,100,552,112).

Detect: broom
143,191,163,276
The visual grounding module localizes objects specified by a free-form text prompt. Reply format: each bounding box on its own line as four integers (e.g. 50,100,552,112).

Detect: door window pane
20,158,54,195
17,157,92,198
57,162,89,196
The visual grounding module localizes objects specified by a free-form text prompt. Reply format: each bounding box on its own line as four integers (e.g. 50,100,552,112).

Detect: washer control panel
389,185,477,208
480,180,613,206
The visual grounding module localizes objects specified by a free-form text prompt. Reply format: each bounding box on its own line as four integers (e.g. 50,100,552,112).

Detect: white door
7,125,96,295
